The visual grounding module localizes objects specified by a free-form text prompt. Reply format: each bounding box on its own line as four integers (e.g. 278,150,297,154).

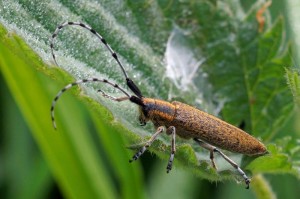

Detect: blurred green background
1,0,300,199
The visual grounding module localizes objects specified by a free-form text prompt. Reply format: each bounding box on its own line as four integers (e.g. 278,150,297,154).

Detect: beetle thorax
139,98,176,126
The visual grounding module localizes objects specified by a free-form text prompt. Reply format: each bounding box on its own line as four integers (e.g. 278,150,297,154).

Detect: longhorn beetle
50,22,268,189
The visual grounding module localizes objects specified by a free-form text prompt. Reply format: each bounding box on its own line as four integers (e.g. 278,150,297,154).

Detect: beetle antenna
50,21,143,98
50,78,131,130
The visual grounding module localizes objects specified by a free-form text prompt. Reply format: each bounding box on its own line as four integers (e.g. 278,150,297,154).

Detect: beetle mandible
50,22,268,189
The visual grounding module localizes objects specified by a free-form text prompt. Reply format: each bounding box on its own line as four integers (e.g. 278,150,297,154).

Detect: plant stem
251,174,276,199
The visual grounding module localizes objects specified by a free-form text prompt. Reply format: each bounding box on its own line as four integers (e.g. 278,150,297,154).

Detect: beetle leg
194,138,250,189
193,138,217,169
129,126,164,162
166,126,176,173
97,89,129,102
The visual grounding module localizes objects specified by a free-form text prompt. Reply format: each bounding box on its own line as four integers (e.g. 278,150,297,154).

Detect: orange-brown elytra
50,22,268,189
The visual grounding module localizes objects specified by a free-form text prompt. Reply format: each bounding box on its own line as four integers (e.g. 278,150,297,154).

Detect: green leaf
0,24,144,199
1,0,299,197
286,68,300,106
0,29,111,199
1,83,52,199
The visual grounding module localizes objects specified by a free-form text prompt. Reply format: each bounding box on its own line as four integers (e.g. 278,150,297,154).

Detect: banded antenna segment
50,21,129,79
50,78,130,129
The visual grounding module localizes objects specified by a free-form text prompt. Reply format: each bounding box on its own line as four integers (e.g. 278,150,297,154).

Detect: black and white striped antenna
50,21,143,129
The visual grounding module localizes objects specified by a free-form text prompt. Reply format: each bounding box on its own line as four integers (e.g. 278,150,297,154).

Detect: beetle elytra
50,22,268,189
